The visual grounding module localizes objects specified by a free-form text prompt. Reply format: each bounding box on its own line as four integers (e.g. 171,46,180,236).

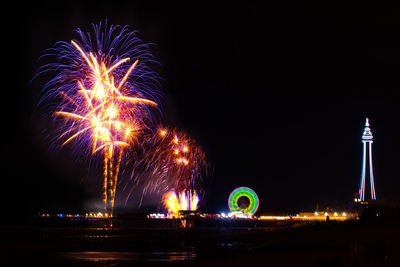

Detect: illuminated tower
358,118,376,201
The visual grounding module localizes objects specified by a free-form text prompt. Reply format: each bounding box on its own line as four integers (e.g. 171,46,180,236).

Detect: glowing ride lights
228,187,259,216
148,213,166,219
37,22,160,215
219,211,253,219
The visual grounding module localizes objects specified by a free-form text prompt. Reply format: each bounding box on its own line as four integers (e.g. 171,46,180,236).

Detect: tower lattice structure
358,118,376,201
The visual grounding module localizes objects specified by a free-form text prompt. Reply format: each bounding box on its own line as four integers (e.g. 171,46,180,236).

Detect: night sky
4,1,400,222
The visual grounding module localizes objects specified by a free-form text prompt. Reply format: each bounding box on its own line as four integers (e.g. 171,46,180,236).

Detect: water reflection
59,251,197,263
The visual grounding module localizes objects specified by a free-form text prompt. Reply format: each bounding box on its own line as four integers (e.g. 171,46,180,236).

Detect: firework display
163,190,199,217
228,187,259,216
37,22,160,214
126,127,208,209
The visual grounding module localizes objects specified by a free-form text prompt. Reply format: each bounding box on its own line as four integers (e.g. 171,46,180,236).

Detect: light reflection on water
59,251,197,263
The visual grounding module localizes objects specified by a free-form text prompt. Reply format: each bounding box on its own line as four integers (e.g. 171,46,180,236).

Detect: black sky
3,1,400,222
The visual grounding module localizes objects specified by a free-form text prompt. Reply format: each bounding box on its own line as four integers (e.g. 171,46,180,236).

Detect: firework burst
125,127,208,207
37,22,160,214
163,190,199,217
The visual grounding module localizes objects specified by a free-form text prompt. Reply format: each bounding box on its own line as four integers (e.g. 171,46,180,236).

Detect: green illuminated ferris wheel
228,187,259,216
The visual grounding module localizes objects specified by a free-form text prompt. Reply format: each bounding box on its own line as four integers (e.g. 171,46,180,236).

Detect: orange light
53,40,157,215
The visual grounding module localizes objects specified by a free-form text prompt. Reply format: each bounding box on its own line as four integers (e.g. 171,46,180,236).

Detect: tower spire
362,118,373,141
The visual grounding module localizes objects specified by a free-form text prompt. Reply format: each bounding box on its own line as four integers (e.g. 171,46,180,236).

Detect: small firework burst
125,127,208,206
163,190,199,217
